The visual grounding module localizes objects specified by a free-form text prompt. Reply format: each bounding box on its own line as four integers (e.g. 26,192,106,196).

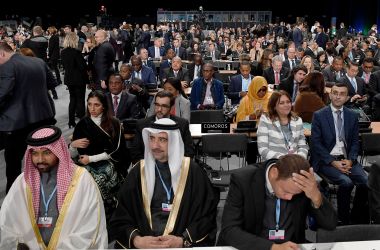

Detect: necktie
275,71,280,84
175,48,179,56
365,73,370,84
291,59,296,69
212,51,215,61
350,77,357,92
174,71,178,77
336,110,344,142
136,71,141,79
155,47,160,58
143,61,147,66
292,83,298,102
113,95,119,115
335,71,341,81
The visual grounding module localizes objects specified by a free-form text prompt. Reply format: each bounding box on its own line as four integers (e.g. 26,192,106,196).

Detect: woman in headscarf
235,76,271,123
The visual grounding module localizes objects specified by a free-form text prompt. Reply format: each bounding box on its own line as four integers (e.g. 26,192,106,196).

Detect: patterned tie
113,95,119,115
349,77,357,92
275,71,280,84
291,59,296,69
336,110,344,142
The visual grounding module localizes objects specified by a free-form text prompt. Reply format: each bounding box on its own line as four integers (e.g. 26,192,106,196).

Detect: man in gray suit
0,41,56,192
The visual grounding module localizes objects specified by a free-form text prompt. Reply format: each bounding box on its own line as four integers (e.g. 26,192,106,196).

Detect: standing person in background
92,29,115,90
61,32,89,128
47,26,62,86
0,41,56,193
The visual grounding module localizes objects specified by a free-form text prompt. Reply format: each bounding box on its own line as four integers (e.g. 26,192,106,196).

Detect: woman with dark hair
317,51,329,71
147,78,191,121
257,90,308,161
294,72,328,123
70,91,128,221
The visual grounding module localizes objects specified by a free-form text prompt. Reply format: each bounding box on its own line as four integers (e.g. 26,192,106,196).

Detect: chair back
190,110,224,124
361,133,380,156
316,224,380,243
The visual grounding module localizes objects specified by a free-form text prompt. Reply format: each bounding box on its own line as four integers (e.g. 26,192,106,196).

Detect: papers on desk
299,240,380,250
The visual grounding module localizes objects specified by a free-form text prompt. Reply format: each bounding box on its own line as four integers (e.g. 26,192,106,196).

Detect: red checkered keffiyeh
23,127,75,219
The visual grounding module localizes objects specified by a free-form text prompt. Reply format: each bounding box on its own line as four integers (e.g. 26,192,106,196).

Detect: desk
299,240,380,250
148,87,192,96
190,123,311,138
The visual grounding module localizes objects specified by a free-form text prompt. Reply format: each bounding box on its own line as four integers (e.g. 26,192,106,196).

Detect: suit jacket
262,67,289,85
369,161,380,224
137,31,151,50
162,67,190,85
142,59,157,76
218,162,337,250
106,92,140,120
322,66,346,85
130,115,194,162
0,54,55,131
173,46,187,59
147,95,191,122
369,70,380,93
228,74,252,105
204,50,221,60
278,76,297,98
132,65,157,86
93,41,115,84
159,60,171,81
60,47,89,86
187,63,204,81
147,46,165,58
282,58,301,70
338,75,366,97
311,106,360,171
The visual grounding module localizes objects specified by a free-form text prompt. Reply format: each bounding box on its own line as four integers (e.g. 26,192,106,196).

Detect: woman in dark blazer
61,32,89,128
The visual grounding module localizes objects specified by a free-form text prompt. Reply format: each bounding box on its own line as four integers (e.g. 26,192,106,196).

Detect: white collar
111,92,122,100
330,104,343,113
265,163,276,195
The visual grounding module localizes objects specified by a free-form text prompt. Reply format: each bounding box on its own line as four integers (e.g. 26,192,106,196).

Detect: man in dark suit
311,83,368,225
162,56,190,88
107,74,139,120
187,53,204,84
322,56,346,86
368,159,380,224
315,25,329,50
172,38,186,60
263,55,289,86
93,29,115,90
282,47,300,70
130,55,157,87
358,57,380,84
228,61,253,105
136,24,151,51
147,38,165,59
139,48,157,76
218,155,337,250
338,61,367,106
0,41,56,192
159,48,176,81
204,43,221,61
130,90,194,162
279,65,307,103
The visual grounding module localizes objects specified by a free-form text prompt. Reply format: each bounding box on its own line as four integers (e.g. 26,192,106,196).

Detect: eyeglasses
154,103,171,109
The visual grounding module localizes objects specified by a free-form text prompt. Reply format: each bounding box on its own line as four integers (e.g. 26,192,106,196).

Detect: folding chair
360,133,380,171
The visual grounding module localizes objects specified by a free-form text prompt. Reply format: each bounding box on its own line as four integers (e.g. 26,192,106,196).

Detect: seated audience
218,154,337,250
131,90,194,162
257,91,309,161
294,72,327,123
311,83,369,225
190,63,225,110
70,91,128,220
228,61,253,105
148,78,191,122
0,126,107,249
110,118,218,248
236,76,271,123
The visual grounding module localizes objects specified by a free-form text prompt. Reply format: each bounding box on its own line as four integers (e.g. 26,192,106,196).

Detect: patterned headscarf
24,126,75,219
142,118,184,202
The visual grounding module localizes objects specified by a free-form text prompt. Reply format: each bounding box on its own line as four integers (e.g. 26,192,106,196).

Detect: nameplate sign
201,122,230,133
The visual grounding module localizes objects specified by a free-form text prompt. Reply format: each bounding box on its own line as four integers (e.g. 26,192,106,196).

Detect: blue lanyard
40,183,57,217
280,123,291,148
275,198,281,231
155,164,172,203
